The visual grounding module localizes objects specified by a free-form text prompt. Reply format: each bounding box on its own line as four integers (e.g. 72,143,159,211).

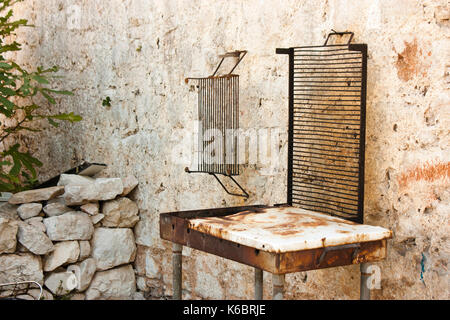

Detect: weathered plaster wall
12,0,449,299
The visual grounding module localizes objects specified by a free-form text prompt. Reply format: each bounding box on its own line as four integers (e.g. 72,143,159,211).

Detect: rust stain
266,223,295,230
299,221,328,227
266,222,305,236
398,160,450,188
395,39,426,82
274,230,303,236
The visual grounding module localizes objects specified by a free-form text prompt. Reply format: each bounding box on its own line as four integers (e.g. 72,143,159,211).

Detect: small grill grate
185,51,248,198
194,75,239,176
277,31,367,223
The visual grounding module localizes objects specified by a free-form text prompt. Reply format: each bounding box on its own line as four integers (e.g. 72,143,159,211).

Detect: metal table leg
272,274,285,300
172,243,183,300
360,263,371,300
254,268,263,300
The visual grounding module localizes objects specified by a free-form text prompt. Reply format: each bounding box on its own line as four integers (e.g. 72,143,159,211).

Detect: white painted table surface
188,206,392,253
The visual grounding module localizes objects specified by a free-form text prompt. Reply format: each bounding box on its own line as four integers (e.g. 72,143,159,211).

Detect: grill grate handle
324,30,354,46
212,50,247,76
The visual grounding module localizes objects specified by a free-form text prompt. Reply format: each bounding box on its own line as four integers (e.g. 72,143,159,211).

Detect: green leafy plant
0,0,81,192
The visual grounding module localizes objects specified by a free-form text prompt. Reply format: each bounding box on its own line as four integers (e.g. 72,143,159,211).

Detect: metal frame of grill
277,31,367,224
185,50,249,198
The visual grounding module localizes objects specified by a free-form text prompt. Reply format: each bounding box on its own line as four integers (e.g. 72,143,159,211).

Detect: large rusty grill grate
278,31,367,223
185,51,248,197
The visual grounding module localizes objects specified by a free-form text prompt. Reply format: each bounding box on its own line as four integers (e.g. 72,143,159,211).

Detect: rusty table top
188,206,392,253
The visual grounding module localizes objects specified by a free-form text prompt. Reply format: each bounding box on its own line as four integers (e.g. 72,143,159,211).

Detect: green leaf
47,117,59,127
0,180,15,192
39,66,59,73
23,104,39,114
49,112,82,122
21,171,30,180
9,61,25,73
44,88,73,95
2,143,43,183
40,89,55,104
19,78,31,96
0,105,13,117
0,95,15,110
0,86,16,96
0,62,13,69
7,174,20,185
32,74,49,84
18,152,42,178
9,161,21,177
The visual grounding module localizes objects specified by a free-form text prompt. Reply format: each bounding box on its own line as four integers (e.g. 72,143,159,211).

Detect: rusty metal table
160,205,392,300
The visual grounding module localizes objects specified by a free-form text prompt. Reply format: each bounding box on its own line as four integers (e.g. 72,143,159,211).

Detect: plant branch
0,116,27,143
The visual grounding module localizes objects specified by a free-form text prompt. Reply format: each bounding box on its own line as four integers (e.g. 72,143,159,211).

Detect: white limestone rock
43,241,80,272
25,217,46,233
80,202,99,215
101,197,139,228
0,217,18,254
17,221,54,255
46,196,65,205
0,202,19,220
63,178,123,205
121,175,138,196
17,203,42,220
16,294,34,300
133,214,158,247
26,216,43,222
133,291,146,300
0,253,44,284
57,174,95,186
44,272,78,296
79,241,91,261
67,258,97,291
45,196,66,208
136,276,149,292
8,186,65,204
43,211,94,241
43,202,72,217
91,213,104,225
16,242,30,253
85,264,136,300
90,228,136,271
